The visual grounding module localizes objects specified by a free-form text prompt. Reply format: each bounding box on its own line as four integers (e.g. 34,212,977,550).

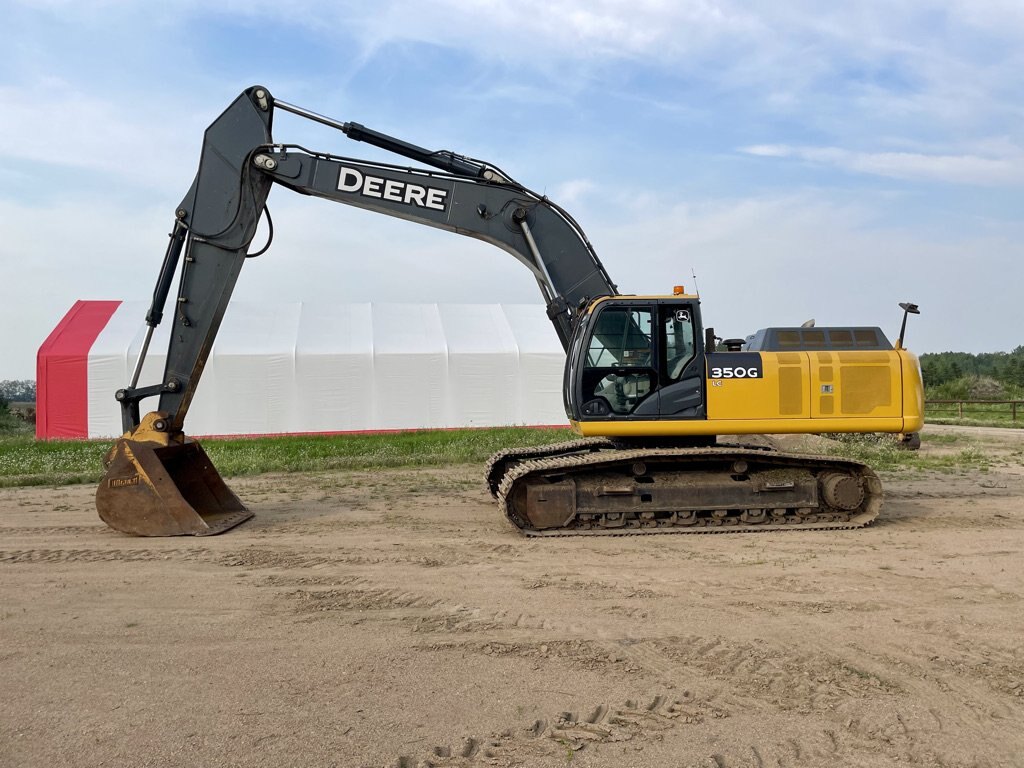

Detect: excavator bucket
96,414,253,536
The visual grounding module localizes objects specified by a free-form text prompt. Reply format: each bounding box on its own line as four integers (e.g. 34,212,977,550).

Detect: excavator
95,86,924,537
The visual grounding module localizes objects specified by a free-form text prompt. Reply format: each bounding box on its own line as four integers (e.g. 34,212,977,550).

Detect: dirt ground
2,427,1024,768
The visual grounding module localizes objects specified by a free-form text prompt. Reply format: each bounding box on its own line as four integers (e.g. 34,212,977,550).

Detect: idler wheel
820,472,864,511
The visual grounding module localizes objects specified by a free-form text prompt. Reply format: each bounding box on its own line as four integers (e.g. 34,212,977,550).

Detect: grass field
0,423,1010,489
0,427,577,488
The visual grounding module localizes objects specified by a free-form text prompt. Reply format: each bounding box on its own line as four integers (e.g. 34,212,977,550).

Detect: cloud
13,2,1022,89
741,145,793,158
7,2,1024,165
550,179,596,207
586,190,1024,354
0,80,205,194
738,143,1024,185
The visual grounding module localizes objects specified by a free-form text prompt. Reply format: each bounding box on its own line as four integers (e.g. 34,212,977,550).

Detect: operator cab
564,293,707,423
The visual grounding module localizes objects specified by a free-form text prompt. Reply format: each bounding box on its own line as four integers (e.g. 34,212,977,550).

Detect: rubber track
493,446,881,537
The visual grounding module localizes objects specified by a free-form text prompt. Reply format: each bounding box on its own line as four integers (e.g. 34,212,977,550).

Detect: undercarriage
486,439,882,536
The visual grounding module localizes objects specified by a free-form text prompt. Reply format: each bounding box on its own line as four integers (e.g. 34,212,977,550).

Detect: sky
2,0,1023,380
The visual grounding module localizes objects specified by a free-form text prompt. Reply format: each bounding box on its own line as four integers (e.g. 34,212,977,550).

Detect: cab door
656,303,705,418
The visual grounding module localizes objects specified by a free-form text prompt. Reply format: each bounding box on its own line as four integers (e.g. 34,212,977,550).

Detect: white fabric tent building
39,301,567,439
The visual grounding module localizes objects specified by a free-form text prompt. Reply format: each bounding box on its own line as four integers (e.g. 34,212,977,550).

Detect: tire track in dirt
386,691,970,768
265,572,979,766
269,571,884,708
646,633,902,711
0,525,108,536
0,545,372,569
2,530,1009,768
0,548,207,564
389,694,724,768
839,635,1024,754
885,486,1024,500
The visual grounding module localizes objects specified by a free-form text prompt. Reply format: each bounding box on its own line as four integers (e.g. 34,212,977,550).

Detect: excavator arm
116,86,617,436
98,86,617,537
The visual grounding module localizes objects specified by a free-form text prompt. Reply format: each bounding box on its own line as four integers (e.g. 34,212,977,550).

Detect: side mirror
705,327,717,352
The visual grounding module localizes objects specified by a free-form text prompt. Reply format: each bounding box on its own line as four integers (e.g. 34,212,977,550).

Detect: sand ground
2,427,1023,767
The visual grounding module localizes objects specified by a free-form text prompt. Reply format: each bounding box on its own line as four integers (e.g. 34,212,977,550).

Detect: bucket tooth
96,413,252,537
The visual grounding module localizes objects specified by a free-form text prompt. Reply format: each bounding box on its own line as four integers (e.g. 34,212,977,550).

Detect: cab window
582,307,654,415
586,308,652,368
663,307,695,380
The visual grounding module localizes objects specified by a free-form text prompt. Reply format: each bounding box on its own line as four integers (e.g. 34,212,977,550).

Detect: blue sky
2,0,1023,379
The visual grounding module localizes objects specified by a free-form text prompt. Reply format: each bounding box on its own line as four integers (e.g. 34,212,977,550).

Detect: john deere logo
337,166,449,211
109,475,140,488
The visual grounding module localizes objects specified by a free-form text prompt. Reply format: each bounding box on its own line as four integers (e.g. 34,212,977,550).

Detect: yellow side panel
778,366,805,415
706,355,810,420
841,366,894,414
707,349,909,423
808,351,901,419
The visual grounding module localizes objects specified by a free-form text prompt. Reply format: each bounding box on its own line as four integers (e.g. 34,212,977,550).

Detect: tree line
0,380,35,432
919,347,1024,390
0,380,35,404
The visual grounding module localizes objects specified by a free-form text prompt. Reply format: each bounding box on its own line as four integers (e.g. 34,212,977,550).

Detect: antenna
690,268,701,299
896,301,920,350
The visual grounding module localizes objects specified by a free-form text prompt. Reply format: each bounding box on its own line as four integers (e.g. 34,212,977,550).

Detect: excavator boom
98,86,617,536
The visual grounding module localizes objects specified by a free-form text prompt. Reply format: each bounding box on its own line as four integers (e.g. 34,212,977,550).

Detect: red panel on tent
36,301,121,439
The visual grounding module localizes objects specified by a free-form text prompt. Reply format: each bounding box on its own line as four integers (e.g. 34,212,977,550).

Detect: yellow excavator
96,86,924,537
